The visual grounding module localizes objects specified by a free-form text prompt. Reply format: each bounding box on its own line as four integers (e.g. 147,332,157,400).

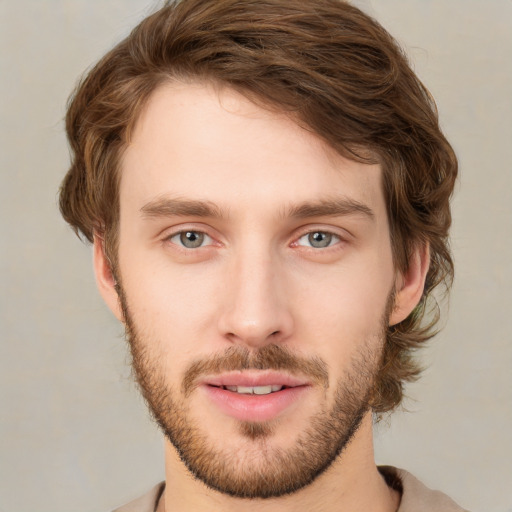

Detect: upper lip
201,370,309,388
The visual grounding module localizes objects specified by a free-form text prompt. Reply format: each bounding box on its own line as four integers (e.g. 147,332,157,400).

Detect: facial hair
118,284,390,499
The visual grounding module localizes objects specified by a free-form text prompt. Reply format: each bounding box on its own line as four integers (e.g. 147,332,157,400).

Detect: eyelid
295,231,340,248
169,231,213,248
158,223,350,250
290,225,350,247
160,223,220,248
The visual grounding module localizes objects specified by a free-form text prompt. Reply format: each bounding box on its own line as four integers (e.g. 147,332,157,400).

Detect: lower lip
202,385,310,422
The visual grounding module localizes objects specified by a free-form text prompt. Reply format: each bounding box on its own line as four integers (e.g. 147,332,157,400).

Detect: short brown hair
59,0,457,413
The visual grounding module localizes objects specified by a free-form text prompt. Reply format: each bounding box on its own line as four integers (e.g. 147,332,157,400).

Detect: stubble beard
118,285,390,499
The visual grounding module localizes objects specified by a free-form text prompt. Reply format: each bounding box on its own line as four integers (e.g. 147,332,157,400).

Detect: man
59,0,464,510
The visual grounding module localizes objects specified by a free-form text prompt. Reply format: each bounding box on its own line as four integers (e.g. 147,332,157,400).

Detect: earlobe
93,235,124,323
389,243,430,326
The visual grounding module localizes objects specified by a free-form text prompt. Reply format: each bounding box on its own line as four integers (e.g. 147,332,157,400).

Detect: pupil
309,232,331,248
180,231,204,248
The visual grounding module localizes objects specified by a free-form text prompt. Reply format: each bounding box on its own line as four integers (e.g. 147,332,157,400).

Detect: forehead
120,81,385,219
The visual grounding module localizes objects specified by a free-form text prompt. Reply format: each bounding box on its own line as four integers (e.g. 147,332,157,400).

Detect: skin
94,81,428,512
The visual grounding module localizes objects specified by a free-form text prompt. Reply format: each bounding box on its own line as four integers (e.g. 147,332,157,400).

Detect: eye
168,230,213,249
296,231,340,249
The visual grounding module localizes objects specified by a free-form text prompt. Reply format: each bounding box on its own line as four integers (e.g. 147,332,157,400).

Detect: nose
217,247,294,349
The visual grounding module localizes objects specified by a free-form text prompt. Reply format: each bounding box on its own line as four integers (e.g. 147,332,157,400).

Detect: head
59,0,457,499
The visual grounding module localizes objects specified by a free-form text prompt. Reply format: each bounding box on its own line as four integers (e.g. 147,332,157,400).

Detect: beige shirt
112,467,469,512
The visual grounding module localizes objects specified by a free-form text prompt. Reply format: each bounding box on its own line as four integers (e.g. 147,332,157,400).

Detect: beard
117,284,390,499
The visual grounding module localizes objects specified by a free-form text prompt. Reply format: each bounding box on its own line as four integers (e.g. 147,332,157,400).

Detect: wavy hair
59,0,457,413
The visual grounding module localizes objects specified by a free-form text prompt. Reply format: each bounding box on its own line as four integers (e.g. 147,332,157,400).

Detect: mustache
182,344,329,397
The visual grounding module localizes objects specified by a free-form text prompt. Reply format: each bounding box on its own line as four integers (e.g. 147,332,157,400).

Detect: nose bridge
219,239,293,347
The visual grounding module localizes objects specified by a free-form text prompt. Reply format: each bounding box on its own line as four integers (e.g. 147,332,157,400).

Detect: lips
203,370,308,389
199,370,311,422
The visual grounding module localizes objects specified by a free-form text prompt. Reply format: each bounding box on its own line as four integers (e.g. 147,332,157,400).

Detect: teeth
253,385,272,395
223,385,284,395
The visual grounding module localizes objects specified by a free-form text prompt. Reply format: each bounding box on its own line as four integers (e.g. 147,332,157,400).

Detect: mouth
210,384,291,395
199,371,311,422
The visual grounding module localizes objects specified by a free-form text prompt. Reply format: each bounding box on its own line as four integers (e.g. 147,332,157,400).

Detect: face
100,82,405,498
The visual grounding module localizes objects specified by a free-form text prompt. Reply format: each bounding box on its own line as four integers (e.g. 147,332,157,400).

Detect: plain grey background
1,1,511,511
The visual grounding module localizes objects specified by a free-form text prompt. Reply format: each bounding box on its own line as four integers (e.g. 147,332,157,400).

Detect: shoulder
379,466,470,512
111,482,165,512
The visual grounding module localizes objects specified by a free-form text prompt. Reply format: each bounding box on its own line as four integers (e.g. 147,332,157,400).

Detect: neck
160,413,400,512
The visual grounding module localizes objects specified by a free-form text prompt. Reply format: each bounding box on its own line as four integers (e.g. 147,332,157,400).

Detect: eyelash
164,227,344,251
167,230,214,249
294,231,341,249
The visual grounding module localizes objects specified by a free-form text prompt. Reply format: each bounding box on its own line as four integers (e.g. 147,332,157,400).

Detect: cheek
118,254,224,371
118,229,394,372
291,259,392,354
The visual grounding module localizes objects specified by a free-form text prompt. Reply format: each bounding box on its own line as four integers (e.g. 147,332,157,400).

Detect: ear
389,243,430,326
93,235,124,323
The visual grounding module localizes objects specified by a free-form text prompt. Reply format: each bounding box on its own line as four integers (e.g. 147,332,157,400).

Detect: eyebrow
141,197,228,219
285,198,375,220
140,196,374,221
